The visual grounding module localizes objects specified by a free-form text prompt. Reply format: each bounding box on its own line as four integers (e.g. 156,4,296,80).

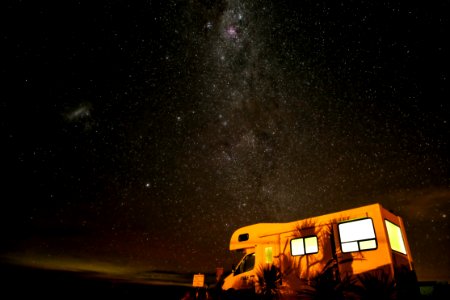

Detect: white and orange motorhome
221,203,418,297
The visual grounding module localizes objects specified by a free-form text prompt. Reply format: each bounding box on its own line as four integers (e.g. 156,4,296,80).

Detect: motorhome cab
222,203,418,297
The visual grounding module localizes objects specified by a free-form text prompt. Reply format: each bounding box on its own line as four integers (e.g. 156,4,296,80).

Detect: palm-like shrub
345,269,397,300
255,264,282,300
296,258,349,300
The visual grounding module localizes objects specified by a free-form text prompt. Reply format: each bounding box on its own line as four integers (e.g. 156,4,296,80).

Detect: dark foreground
0,262,197,299
0,263,448,299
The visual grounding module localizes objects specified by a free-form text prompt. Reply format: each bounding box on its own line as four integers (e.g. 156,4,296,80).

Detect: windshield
234,253,255,275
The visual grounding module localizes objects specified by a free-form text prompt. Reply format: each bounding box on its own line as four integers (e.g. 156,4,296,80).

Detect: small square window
291,238,305,256
305,236,319,253
291,236,318,256
238,233,249,242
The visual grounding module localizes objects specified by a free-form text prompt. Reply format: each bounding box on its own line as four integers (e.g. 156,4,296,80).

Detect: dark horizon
0,260,448,300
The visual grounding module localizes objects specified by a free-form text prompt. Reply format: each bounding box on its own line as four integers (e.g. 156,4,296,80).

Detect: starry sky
2,0,449,282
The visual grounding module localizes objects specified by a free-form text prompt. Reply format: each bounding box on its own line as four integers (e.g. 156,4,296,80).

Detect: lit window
305,236,319,253
341,241,359,252
265,247,273,264
385,220,407,254
359,239,377,250
291,238,304,255
291,236,318,256
338,218,377,253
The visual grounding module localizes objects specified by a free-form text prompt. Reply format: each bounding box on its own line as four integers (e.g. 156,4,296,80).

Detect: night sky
2,0,449,282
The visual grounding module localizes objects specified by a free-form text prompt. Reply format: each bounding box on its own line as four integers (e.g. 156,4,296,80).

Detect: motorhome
221,203,419,298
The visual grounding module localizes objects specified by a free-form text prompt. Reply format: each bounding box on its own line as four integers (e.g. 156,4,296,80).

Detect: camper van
221,203,419,298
